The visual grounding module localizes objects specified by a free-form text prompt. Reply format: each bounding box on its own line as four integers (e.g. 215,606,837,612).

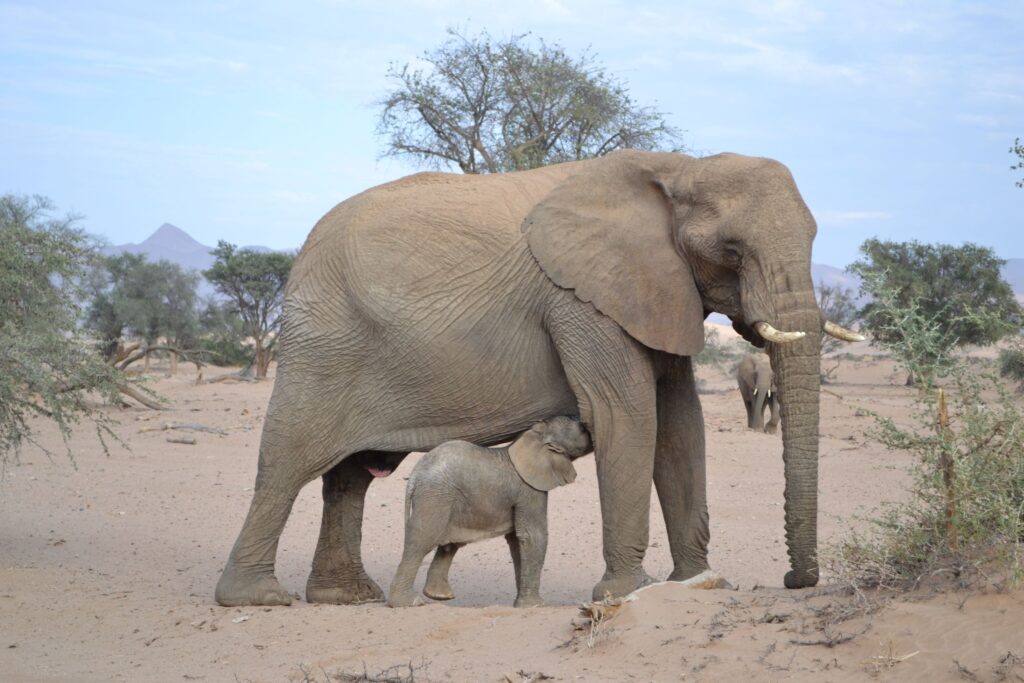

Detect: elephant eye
722,240,742,260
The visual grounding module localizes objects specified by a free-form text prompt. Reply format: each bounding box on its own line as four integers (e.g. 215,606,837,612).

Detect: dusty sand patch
1,353,1021,682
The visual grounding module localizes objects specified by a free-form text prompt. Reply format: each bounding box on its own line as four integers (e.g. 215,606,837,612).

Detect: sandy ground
2,338,1022,682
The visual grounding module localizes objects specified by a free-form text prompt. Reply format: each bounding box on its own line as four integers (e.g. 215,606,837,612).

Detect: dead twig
139,421,227,436
333,659,426,682
166,435,196,445
504,671,553,683
571,593,635,648
204,374,256,384
790,623,871,647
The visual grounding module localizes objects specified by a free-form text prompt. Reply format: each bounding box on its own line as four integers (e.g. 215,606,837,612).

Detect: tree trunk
254,343,270,379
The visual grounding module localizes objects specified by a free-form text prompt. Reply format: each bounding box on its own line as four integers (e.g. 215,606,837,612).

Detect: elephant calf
387,416,592,608
736,353,780,433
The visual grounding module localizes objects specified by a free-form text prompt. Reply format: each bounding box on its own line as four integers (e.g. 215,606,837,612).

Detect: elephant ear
522,151,704,356
509,431,578,492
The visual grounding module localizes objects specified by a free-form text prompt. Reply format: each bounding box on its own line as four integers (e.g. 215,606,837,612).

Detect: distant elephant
736,354,779,433
215,150,865,608
387,416,592,608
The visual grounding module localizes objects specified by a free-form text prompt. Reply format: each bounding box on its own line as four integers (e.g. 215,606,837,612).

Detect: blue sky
1,1,1020,266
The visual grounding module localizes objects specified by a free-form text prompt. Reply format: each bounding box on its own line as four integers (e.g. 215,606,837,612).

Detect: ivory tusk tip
754,322,807,344
823,320,867,342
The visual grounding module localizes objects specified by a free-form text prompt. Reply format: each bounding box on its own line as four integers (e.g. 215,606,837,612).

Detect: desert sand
1,335,1022,682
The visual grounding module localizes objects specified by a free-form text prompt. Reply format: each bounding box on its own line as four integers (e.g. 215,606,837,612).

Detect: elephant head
523,150,861,588
509,416,593,492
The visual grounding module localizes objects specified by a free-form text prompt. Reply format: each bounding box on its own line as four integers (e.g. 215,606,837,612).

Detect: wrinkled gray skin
215,150,827,608
737,354,779,434
388,417,592,608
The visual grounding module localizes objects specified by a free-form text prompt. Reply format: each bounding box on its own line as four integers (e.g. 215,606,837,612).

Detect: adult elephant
214,150,862,607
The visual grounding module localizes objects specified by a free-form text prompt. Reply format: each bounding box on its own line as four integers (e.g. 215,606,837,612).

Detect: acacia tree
378,29,682,173
817,284,859,357
85,254,199,372
0,194,125,461
850,239,1022,382
203,242,294,379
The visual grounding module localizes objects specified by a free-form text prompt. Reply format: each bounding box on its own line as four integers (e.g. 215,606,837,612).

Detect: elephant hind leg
423,543,461,600
215,480,304,606
307,452,406,605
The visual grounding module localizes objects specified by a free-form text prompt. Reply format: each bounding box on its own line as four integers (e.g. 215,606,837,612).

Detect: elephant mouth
365,466,394,478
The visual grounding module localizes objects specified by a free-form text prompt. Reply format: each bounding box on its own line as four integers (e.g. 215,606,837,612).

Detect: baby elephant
736,353,779,433
387,416,591,608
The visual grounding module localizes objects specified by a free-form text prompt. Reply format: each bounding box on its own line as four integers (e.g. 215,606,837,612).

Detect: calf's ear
510,432,578,492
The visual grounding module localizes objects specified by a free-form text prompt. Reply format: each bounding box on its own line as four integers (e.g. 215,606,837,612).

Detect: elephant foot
387,590,425,608
591,568,653,602
215,568,293,607
422,581,455,601
666,563,711,583
784,567,819,589
514,594,544,608
306,572,385,605
765,423,778,434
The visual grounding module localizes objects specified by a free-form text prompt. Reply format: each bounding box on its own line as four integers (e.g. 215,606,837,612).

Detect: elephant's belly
348,310,579,451
443,522,514,545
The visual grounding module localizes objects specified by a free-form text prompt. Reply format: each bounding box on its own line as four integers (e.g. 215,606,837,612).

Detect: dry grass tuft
569,593,636,648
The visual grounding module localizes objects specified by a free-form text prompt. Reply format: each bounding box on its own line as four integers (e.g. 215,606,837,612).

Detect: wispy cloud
956,113,1000,128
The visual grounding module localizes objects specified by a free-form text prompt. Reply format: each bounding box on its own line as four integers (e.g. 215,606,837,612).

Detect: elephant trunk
766,273,821,589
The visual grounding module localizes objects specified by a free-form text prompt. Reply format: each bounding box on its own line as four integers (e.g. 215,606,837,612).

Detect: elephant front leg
510,500,549,607
306,456,385,605
549,309,659,602
654,357,712,582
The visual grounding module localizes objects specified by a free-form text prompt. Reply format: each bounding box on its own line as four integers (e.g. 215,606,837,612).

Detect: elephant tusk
823,320,867,342
754,321,806,344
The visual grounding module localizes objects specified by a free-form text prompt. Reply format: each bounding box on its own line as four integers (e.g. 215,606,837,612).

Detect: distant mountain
104,223,217,272
103,223,278,298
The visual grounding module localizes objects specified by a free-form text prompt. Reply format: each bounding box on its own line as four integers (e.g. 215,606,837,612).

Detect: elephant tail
404,477,416,523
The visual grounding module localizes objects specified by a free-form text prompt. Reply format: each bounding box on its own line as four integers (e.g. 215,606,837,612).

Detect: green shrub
827,366,1024,589
0,195,126,463
196,336,252,367
825,275,1024,589
999,345,1024,391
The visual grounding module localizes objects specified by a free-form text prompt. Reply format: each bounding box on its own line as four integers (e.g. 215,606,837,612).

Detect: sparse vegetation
850,240,1022,379
816,283,859,382
694,326,734,369
377,28,681,174
999,342,1024,392
85,252,201,368
825,287,1024,591
0,195,126,463
195,299,251,367
203,241,294,379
